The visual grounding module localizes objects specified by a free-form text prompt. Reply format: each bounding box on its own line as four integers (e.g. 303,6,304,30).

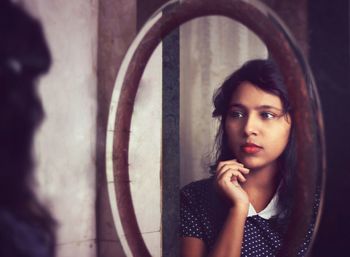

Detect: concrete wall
96,0,137,256
23,1,98,256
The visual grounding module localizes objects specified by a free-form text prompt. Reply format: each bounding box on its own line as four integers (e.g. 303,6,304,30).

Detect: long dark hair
211,59,296,231
0,1,55,255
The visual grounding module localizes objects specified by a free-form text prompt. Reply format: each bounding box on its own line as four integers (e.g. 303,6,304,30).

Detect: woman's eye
229,111,244,119
260,112,276,119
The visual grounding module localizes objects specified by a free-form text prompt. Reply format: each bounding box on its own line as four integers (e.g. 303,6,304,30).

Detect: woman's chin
238,156,267,170
239,157,277,173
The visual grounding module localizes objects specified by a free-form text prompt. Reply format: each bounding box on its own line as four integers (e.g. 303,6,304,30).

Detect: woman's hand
215,159,250,208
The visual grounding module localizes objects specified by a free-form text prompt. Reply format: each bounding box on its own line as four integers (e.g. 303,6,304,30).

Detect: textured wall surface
23,1,98,256
104,25,163,257
96,0,136,256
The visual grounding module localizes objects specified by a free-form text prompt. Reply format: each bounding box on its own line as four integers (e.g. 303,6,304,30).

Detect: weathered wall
23,1,98,256
96,0,136,256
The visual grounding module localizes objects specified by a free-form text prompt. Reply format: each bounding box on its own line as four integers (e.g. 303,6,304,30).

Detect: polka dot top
180,177,318,257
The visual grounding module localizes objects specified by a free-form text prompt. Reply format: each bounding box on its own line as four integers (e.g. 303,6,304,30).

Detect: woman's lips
241,143,262,154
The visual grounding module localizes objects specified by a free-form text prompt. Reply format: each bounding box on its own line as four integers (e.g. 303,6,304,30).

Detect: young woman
180,59,316,257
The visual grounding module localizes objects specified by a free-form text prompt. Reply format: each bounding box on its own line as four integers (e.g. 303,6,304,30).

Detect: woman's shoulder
181,176,214,193
180,176,216,203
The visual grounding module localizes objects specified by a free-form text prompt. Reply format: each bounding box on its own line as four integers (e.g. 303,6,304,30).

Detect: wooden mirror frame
106,0,326,256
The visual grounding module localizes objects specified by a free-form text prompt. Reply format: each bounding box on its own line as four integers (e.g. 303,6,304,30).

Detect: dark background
309,1,350,256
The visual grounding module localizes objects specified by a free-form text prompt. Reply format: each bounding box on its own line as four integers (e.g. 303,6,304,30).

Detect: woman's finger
216,163,249,177
217,168,246,184
216,165,237,180
237,166,250,174
230,171,246,183
217,159,243,171
230,175,241,187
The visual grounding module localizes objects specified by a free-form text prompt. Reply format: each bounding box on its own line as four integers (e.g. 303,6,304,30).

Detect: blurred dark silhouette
0,1,55,256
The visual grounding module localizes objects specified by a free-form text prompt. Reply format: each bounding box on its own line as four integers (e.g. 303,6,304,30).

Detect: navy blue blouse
180,177,317,257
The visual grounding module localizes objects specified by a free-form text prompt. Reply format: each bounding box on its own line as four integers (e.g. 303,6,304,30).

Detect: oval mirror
105,0,325,256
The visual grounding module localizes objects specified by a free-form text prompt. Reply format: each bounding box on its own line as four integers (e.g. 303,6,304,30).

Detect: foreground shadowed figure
0,1,55,256
180,59,318,257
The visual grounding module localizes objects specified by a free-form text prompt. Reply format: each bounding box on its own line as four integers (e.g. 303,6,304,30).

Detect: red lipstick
241,143,262,154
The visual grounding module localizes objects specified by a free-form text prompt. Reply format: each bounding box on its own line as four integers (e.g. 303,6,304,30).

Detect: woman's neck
244,162,279,190
241,162,280,212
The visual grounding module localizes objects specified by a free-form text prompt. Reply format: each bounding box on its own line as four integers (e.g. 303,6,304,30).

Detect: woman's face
225,81,292,170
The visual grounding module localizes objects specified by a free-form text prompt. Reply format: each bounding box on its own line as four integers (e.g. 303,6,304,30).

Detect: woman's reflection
180,59,317,257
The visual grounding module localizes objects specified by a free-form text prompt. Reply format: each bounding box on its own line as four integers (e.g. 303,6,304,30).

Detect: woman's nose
243,114,259,136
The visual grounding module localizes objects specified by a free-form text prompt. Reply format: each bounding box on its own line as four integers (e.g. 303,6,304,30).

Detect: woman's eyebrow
228,103,245,108
229,103,282,112
256,105,283,112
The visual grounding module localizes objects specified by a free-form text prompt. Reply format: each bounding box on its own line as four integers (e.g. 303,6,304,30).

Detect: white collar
247,192,280,219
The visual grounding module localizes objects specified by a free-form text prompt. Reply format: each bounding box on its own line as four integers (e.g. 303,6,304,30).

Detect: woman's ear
283,113,292,124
